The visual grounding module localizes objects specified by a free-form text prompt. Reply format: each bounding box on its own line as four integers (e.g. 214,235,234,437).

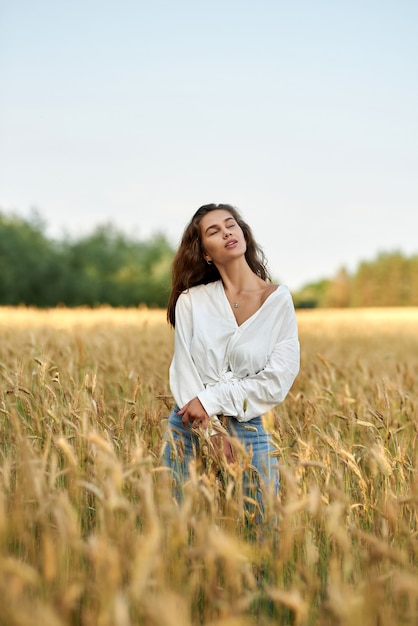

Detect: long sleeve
169,291,206,408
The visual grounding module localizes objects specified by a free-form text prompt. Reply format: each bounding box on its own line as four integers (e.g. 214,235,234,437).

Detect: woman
162,203,300,510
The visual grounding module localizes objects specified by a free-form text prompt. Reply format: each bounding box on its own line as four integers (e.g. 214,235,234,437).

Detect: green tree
0,210,63,306
350,252,412,306
292,278,330,308
61,225,174,307
293,251,418,308
0,210,175,307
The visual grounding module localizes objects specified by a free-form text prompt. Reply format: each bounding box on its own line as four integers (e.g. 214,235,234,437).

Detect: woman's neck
218,262,265,297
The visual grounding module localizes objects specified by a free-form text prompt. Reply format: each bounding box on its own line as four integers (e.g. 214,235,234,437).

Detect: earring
206,259,213,265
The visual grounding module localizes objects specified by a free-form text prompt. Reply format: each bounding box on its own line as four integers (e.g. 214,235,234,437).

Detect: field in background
0,306,418,625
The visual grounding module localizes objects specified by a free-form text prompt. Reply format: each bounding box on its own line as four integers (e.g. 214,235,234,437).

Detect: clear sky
1,0,417,290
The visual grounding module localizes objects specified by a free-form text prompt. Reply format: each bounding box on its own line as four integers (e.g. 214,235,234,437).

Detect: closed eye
205,218,237,236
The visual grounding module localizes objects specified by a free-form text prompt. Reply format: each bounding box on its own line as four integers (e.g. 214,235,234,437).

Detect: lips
225,239,238,248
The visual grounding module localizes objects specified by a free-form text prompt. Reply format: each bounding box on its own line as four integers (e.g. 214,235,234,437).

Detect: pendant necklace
227,293,243,309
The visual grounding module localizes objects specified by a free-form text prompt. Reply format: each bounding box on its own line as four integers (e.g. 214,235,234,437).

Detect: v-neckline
220,281,280,328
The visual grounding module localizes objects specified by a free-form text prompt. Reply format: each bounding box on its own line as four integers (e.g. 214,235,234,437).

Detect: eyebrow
204,216,235,234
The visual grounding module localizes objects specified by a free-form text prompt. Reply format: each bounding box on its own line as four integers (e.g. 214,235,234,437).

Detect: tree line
293,252,418,308
0,210,174,308
1,210,417,308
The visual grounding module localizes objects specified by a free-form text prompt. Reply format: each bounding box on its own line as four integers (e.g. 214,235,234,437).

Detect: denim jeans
162,405,280,516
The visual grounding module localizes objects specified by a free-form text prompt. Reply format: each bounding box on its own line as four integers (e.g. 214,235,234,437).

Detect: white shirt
169,280,300,422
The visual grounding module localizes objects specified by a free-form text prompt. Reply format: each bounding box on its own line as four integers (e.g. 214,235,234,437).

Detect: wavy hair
167,203,270,326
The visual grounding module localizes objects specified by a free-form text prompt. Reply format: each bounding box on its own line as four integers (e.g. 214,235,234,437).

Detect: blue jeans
162,405,280,516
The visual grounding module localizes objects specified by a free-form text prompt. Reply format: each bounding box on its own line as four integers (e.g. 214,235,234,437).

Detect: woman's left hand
178,398,210,429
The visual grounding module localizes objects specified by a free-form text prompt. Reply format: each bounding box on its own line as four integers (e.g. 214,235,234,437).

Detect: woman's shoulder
182,280,221,298
176,282,221,319
265,283,295,308
267,283,291,297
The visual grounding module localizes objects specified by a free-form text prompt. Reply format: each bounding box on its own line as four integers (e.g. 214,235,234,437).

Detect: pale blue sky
1,0,417,289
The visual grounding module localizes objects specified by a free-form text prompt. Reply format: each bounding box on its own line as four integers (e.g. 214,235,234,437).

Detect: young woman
162,203,300,508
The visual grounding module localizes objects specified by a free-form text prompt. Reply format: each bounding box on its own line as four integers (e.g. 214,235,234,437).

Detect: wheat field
0,305,417,626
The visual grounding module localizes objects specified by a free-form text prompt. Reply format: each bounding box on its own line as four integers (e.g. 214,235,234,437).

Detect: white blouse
169,280,300,422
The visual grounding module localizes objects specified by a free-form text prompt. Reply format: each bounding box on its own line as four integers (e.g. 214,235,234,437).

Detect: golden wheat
0,306,417,625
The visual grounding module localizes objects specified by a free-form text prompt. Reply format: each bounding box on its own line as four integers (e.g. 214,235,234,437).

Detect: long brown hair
167,203,270,326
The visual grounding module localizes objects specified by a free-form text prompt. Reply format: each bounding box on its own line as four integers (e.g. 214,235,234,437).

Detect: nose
223,228,231,238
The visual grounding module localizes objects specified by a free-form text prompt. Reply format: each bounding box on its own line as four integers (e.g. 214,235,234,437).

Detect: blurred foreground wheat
0,306,417,625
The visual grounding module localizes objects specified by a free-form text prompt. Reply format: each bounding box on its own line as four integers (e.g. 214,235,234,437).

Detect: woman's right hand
178,397,210,430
